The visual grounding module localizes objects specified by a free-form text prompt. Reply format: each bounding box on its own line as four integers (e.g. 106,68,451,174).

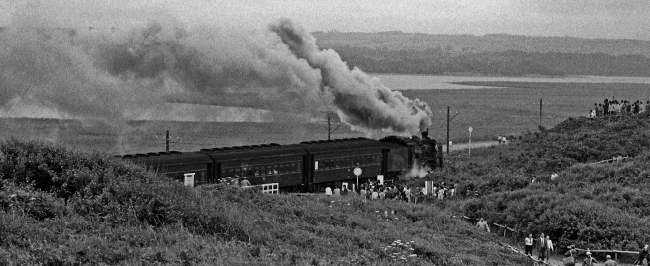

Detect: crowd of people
589,98,650,118
518,232,627,265
324,179,458,203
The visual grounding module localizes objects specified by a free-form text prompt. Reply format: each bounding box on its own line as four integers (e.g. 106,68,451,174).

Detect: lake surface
374,74,650,90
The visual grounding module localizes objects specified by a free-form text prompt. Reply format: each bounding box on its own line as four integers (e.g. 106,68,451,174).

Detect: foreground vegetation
0,139,530,265
444,112,650,258
3,107,650,264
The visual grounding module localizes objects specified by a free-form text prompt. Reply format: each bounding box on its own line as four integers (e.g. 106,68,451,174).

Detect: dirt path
442,140,501,152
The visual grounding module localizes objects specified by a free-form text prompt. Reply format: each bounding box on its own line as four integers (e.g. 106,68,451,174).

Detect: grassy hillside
444,112,650,256
0,139,530,265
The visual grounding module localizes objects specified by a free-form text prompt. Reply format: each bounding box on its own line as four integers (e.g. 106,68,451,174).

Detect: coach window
291,163,297,173
254,166,260,177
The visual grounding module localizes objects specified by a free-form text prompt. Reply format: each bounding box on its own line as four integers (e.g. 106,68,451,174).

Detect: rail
591,156,628,165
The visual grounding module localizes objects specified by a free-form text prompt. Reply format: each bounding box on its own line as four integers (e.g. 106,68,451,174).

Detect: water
374,74,650,90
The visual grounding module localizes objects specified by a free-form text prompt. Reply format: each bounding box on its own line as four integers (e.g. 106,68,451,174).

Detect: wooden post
327,115,331,140
446,106,450,155
165,130,170,152
539,98,543,126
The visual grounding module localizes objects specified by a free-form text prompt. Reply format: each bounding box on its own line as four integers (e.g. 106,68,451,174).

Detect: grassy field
402,82,650,142
1,82,648,154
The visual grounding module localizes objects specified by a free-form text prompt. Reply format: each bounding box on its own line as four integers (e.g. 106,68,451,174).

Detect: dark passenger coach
299,138,388,192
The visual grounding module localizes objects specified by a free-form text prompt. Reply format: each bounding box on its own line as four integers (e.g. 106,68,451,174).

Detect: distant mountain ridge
314,31,650,57
313,32,650,77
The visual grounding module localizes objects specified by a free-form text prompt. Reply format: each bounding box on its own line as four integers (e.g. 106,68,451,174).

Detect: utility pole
447,106,450,155
165,130,170,152
327,115,331,140
539,98,543,126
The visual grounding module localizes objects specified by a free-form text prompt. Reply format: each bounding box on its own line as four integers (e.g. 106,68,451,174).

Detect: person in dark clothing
634,244,649,266
604,99,610,115
536,233,548,262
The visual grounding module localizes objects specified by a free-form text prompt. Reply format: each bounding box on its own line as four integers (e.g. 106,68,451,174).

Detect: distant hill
314,32,650,76
314,31,650,57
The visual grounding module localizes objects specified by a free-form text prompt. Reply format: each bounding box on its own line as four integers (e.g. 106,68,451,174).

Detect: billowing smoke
0,18,431,135
270,19,432,135
400,162,432,180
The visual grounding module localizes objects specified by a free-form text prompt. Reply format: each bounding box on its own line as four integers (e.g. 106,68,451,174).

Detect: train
119,133,443,193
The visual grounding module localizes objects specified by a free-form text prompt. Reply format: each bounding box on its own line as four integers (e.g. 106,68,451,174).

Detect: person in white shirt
325,186,332,196
524,234,534,256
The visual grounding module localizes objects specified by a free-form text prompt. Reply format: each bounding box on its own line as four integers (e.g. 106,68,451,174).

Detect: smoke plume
0,18,431,135
400,162,432,180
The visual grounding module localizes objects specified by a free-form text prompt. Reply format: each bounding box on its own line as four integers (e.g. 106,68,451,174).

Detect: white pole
469,131,472,157
468,127,473,157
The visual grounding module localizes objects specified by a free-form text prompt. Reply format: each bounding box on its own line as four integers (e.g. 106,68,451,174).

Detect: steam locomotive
119,134,442,193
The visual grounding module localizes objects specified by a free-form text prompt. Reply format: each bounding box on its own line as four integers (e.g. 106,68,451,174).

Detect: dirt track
442,140,501,152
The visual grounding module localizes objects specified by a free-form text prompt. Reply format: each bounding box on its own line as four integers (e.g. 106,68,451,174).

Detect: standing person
333,186,341,196
604,254,617,266
604,99,610,115
537,233,547,262
325,186,332,196
583,251,597,266
634,244,649,266
524,234,534,256
476,218,490,232
240,177,251,187
545,236,554,255
498,135,503,144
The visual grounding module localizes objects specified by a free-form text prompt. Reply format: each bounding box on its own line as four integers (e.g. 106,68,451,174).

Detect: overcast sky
2,0,649,40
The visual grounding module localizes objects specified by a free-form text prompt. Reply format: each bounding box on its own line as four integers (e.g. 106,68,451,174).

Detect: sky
1,0,649,40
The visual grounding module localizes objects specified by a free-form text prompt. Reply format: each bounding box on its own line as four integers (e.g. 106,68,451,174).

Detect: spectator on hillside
524,234,534,256
325,186,332,196
604,99,610,115
615,153,624,163
545,236,554,254
476,218,490,232
333,186,341,196
639,101,645,113
596,103,603,116
240,177,251,187
564,245,577,266
536,233,548,262
501,136,507,145
634,244,649,266
604,255,617,266
589,109,596,118
498,135,503,144
371,189,379,200
583,251,597,266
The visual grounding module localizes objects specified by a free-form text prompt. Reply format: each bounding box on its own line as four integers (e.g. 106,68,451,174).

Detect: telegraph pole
165,130,170,152
327,115,331,140
447,106,450,155
539,98,543,126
